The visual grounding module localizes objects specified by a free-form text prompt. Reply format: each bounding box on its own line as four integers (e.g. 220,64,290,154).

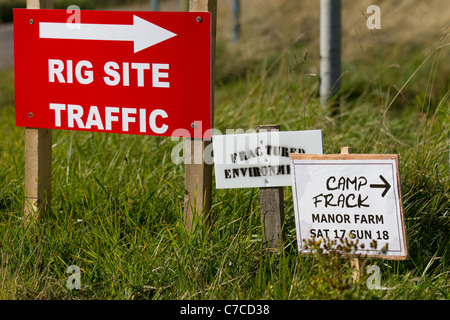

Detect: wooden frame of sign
184,0,217,233
290,152,408,260
21,0,216,230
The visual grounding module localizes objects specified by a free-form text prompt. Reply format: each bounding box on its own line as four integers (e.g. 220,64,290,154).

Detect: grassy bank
0,0,151,22
0,0,448,300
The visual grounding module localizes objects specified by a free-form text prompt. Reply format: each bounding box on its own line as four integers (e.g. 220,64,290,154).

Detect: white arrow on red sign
39,15,177,53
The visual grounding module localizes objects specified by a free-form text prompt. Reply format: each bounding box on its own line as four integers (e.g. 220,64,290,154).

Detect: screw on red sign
13,9,212,138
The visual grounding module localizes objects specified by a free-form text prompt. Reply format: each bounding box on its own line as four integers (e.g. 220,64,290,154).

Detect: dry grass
214,0,449,116
217,0,449,57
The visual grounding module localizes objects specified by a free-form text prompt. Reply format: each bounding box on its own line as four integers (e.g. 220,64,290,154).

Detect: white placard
213,130,323,189
290,154,408,259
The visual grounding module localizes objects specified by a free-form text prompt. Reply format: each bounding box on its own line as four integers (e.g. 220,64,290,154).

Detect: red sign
13,9,212,138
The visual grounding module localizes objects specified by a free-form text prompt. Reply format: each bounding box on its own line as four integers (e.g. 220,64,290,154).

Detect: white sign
290,154,408,259
213,130,323,189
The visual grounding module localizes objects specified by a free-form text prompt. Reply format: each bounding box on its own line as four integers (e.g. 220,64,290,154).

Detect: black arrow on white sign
370,175,391,198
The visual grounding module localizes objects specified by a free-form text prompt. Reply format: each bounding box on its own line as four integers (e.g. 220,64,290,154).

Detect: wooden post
257,125,285,252
24,0,53,223
184,0,216,233
341,146,361,282
340,146,352,155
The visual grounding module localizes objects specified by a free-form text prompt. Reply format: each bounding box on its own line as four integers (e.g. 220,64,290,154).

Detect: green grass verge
0,2,448,300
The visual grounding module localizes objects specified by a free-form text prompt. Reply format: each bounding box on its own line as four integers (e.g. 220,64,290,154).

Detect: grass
0,0,149,22
0,0,449,300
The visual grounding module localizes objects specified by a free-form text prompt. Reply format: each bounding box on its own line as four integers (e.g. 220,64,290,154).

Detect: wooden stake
350,257,361,283
27,0,53,9
184,0,216,233
340,146,352,155
184,139,213,233
340,146,361,282
24,0,54,223
257,125,285,252
24,128,52,221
